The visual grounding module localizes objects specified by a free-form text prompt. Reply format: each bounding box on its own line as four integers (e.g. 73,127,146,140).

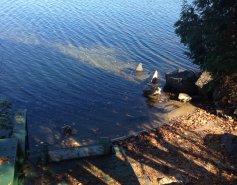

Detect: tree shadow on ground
117,115,237,185
25,146,141,185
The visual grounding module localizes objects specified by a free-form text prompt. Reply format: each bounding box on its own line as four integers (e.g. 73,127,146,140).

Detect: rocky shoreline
118,66,237,184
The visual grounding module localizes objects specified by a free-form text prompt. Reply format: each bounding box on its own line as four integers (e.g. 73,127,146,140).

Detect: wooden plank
48,144,105,162
12,109,28,158
0,138,18,185
45,138,113,163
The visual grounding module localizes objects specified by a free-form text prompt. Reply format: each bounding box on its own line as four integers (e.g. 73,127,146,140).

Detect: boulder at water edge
143,70,161,99
164,69,199,95
178,93,192,103
195,71,213,97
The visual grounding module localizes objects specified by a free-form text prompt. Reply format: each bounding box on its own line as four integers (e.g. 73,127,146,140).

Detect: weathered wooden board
0,138,18,185
48,144,105,162
46,137,113,163
12,109,28,158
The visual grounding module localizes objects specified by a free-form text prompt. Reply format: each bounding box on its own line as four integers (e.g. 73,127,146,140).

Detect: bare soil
117,102,237,185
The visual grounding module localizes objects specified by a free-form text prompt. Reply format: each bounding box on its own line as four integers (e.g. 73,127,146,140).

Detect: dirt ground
117,102,237,185
24,101,237,185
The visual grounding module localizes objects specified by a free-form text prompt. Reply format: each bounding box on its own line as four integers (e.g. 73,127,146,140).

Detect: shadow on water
0,38,157,146
0,39,209,184
0,38,171,184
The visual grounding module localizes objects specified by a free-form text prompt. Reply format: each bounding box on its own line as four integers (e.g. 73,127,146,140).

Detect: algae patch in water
54,44,150,81
0,100,12,128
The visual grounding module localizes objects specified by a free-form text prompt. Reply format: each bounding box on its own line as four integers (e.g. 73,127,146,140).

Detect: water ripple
0,0,198,146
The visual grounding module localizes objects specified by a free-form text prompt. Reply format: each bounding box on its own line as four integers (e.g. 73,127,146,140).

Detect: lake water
0,0,196,147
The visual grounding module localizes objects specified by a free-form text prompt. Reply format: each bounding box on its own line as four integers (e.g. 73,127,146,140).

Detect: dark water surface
0,0,196,147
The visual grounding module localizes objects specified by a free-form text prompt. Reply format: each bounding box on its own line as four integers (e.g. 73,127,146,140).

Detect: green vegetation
175,0,237,76
0,100,12,128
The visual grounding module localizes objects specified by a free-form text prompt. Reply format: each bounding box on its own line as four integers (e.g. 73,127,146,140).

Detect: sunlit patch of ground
117,103,237,184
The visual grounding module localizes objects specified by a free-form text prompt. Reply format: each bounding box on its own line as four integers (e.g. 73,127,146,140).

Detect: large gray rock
212,86,226,102
165,69,199,94
143,71,161,99
143,84,161,98
195,71,213,88
195,71,213,97
221,133,237,157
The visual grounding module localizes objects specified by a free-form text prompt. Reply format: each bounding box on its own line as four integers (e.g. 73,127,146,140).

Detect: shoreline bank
116,102,237,185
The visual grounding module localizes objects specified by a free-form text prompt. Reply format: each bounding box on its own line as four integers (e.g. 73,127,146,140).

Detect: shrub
175,0,237,76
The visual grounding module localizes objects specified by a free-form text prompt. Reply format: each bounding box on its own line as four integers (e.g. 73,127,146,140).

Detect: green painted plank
0,138,18,185
12,109,28,158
